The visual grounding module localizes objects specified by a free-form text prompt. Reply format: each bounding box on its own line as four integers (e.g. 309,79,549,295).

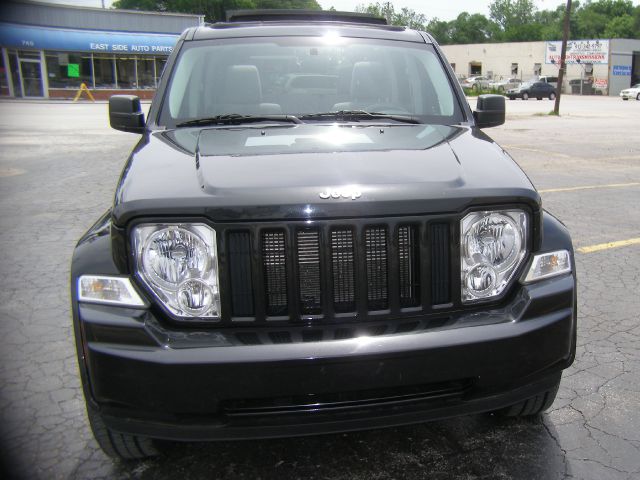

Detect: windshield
159,36,464,127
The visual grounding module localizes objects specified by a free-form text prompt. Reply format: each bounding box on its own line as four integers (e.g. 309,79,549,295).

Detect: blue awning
0,22,178,55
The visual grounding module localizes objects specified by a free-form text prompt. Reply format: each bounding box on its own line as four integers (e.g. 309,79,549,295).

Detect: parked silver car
490,77,522,92
460,76,491,91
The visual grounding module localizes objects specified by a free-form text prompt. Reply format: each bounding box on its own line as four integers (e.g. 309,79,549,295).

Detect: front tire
498,380,560,417
636,93,640,100
87,406,159,460
522,92,529,100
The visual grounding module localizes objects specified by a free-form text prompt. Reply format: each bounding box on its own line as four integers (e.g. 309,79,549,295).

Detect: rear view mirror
473,94,505,128
109,95,145,134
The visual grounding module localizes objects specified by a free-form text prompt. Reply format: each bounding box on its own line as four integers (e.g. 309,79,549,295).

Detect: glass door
19,59,44,97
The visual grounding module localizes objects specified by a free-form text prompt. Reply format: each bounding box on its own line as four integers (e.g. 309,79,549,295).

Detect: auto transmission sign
545,39,609,64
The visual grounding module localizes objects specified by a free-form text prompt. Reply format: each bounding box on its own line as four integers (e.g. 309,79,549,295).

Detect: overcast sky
34,0,640,21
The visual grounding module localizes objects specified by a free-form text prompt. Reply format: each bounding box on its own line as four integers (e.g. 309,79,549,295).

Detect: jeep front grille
220,217,454,324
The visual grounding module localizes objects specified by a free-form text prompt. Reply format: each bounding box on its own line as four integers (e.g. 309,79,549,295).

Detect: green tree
573,0,634,38
395,7,428,30
425,18,452,44
535,5,566,40
448,13,497,44
489,0,537,30
355,2,427,29
603,14,635,37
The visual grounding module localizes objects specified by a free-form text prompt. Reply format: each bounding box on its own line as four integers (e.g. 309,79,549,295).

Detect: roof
225,9,387,24
0,0,203,35
9,0,204,19
191,19,426,43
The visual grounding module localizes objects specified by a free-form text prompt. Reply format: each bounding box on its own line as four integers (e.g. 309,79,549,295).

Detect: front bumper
75,273,576,441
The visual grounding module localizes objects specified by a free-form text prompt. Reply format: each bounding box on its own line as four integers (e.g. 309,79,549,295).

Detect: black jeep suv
71,10,576,459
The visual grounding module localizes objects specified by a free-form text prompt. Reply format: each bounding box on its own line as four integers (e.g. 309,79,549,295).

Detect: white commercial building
441,38,640,96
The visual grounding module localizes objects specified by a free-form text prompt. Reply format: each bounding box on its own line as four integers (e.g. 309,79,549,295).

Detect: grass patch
532,110,560,117
463,87,506,97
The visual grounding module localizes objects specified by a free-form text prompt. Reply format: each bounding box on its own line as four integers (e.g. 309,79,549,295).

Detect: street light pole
553,0,572,115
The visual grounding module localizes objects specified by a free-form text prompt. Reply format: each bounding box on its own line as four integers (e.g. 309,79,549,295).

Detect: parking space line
577,237,640,254
503,146,573,158
539,182,640,193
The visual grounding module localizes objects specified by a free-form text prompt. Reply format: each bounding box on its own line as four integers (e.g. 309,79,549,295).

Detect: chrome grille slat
297,229,322,314
365,226,388,310
398,225,420,307
261,231,288,316
331,229,356,313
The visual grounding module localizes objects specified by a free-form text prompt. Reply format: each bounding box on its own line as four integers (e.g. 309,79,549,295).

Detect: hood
113,124,539,225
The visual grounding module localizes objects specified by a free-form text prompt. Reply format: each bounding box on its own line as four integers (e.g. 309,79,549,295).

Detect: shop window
137,57,155,88
116,57,136,89
45,52,92,88
534,63,542,76
511,63,518,75
93,54,116,89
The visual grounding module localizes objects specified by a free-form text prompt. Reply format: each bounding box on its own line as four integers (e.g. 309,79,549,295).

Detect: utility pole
553,0,572,115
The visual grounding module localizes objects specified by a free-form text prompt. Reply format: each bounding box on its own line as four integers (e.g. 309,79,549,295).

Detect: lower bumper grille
223,379,473,417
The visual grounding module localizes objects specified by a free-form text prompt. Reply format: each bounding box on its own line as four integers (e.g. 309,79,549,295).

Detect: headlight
461,210,528,302
133,223,220,319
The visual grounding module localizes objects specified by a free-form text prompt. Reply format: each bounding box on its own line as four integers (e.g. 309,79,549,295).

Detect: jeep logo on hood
319,188,362,200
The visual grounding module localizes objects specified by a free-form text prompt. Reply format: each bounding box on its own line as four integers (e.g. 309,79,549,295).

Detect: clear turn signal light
523,250,571,283
78,275,146,307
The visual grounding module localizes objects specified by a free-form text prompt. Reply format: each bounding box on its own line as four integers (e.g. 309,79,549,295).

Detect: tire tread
87,407,159,460
500,381,559,417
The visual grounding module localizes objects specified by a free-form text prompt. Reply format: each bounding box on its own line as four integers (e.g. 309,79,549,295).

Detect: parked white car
460,76,491,91
619,84,640,100
490,77,522,92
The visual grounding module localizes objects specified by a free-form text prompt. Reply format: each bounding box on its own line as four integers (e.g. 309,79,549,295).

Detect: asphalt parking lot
0,95,639,480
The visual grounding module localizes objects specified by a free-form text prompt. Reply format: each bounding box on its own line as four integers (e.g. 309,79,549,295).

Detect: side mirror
109,95,145,133
473,94,505,128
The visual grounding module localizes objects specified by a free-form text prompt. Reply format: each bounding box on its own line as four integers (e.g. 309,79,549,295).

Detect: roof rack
225,9,387,25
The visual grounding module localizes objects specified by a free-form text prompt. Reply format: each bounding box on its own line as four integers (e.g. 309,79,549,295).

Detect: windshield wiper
300,110,420,124
176,114,303,128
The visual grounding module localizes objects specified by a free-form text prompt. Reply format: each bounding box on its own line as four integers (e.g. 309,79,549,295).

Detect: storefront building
0,0,203,99
441,38,640,96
